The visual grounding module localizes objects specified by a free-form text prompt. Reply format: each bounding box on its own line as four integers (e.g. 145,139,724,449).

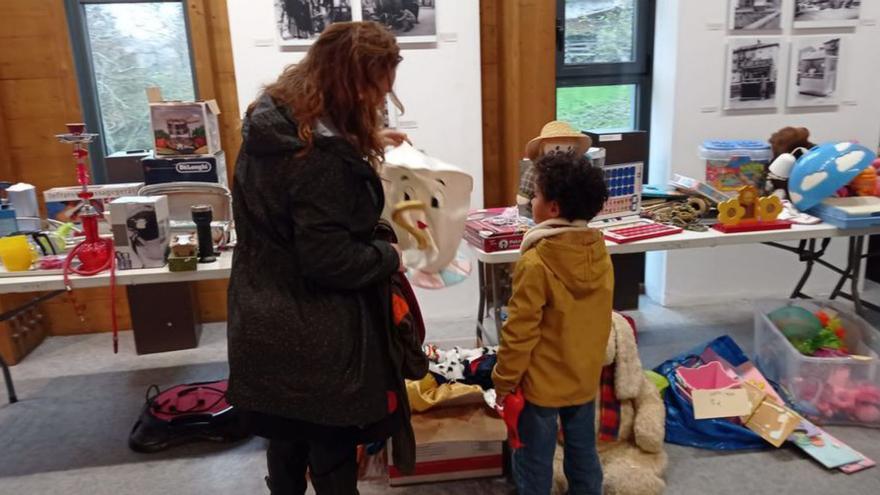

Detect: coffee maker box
109,196,170,270
147,86,221,156
141,151,228,187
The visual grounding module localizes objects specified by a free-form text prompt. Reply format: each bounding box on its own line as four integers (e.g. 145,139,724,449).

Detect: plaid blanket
598,364,621,442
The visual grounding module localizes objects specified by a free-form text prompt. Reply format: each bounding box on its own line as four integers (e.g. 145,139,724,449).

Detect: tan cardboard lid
146,86,221,115
146,86,163,103
206,99,221,115
410,405,507,445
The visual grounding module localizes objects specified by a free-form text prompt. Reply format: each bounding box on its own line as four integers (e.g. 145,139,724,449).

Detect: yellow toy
715,186,789,233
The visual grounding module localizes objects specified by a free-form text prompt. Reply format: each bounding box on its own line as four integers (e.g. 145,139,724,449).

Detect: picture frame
361,0,437,44
724,37,785,111
276,0,354,47
729,0,783,32
787,35,847,108
276,0,437,48
793,0,861,29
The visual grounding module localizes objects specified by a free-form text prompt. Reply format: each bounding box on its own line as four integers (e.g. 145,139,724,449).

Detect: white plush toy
382,143,474,289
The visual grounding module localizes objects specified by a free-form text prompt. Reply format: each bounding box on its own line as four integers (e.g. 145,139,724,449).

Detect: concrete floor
1,297,880,494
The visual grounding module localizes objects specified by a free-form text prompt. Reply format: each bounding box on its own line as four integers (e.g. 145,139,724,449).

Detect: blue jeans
512,401,602,495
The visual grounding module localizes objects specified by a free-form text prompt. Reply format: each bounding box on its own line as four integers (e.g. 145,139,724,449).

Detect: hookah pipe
55,123,119,352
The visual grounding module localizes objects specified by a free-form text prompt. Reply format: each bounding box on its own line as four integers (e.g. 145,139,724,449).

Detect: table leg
490,263,504,344
851,236,866,316
0,353,17,404
790,239,816,299
830,236,857,301
476,261,487,345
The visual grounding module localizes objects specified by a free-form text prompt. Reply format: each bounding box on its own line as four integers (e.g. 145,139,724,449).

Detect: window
66,0,197,182
556,0,655,133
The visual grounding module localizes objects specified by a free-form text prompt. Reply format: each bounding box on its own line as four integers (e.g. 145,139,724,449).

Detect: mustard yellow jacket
492,223,614,407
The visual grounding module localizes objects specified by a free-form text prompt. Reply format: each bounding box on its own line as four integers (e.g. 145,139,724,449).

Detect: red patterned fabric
391,293,409,326
598,365,621,442
597,313,637,442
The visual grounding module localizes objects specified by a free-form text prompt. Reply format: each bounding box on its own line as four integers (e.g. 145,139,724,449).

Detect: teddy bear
553,313,667,495
764,126,816,200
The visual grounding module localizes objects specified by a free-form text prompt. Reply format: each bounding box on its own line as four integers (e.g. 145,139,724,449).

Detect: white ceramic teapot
381,143,473,288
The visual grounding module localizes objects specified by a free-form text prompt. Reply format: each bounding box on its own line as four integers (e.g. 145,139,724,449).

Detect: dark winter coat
227,93,402,429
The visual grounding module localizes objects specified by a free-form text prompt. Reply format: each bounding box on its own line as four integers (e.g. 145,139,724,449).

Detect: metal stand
475,261,509,346
765,235,880,316
1,354,16,403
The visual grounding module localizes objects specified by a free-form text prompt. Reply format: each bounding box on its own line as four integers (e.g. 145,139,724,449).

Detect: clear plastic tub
754,299,880,427
700,140,772,192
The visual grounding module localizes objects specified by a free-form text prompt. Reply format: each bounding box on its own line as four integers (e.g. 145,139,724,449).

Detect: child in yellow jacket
493,152,614,495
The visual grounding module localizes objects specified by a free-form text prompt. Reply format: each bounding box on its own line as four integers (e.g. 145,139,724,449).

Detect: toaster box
43,183,144,233
149,90,221,156
141,151,228,187
388,406,506,486
464,207,533,253
109,196,170,270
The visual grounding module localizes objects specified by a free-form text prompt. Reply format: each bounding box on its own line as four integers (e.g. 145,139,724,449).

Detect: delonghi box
141,151,228,187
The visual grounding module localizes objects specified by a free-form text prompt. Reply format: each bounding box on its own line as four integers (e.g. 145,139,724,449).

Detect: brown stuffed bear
768,126,814,160
553,313,667,495
765,127,816,199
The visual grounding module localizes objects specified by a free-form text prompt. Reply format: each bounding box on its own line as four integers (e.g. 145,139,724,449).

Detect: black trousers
244,409,400,495
266,438,358,495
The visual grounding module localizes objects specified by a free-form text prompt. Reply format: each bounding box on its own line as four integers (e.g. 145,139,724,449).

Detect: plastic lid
789,142,878,211
702,140,770,151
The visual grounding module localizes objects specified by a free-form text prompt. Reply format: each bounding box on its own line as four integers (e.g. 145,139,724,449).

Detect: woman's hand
380,128,411,148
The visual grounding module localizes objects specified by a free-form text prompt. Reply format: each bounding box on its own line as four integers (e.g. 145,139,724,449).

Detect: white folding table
0,251,232,403
471,223,880,345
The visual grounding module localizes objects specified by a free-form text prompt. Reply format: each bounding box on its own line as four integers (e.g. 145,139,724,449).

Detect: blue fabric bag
654,336,768,451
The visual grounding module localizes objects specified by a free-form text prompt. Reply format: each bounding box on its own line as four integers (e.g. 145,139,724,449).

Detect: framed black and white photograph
276,0,354,46
787,36,845,107
729,0,783,31
724,37,784,110
793,0,861,29
361,0,437,43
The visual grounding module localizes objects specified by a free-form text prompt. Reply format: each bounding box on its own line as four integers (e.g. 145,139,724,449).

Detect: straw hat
525,121,592,160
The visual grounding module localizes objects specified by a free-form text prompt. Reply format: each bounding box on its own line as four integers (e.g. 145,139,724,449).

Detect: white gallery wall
225,1,484,335
648,0,880,306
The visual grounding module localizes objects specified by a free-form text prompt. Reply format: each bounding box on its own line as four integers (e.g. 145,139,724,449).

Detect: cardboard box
388,405,506,486
148,87,221,156
464,208,532,253
109,196,170,270
141,151,228,187
43,183,144,234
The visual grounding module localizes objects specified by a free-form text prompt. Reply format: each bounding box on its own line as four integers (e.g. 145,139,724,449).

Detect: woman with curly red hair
227,22,415,494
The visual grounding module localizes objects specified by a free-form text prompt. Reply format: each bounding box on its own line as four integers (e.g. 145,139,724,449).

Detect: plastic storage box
809,197,880,229
700,140,772,192
754,299,880,427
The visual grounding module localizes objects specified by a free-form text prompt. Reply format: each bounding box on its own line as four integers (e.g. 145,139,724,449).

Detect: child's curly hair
535,153,608,222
